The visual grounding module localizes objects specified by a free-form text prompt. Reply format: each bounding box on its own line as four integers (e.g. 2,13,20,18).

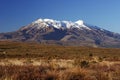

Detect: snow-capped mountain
21,18,91,30
0,18,120,47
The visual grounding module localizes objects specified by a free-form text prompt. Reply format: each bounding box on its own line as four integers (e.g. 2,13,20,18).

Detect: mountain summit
0,18,120,47
22,18,91,30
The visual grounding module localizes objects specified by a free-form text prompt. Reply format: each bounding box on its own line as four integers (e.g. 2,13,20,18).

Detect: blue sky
0,0,120,33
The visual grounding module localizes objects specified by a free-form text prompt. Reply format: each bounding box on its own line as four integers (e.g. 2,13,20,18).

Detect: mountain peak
33,18,57,24
34,18,43,23
30,18,90,30
75,20,84,25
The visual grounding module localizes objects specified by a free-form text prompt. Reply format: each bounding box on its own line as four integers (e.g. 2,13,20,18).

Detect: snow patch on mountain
75,20,84,25
75,20,91,30
22,18,91,30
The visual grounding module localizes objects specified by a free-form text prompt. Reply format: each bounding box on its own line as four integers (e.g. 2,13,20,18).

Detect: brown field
0,41,120,80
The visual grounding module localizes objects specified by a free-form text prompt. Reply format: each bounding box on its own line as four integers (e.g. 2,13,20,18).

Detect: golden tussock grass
0,41,120,80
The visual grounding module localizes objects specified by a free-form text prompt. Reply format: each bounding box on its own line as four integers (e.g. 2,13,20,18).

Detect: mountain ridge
0,18,120,48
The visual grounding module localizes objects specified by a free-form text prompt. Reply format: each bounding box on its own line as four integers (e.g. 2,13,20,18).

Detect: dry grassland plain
0,41,120,80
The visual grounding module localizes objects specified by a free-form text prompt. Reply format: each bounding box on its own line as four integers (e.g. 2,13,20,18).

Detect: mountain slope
0,18,120,47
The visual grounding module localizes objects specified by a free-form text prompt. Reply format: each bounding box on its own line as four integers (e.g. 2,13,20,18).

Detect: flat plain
0,41,120,80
